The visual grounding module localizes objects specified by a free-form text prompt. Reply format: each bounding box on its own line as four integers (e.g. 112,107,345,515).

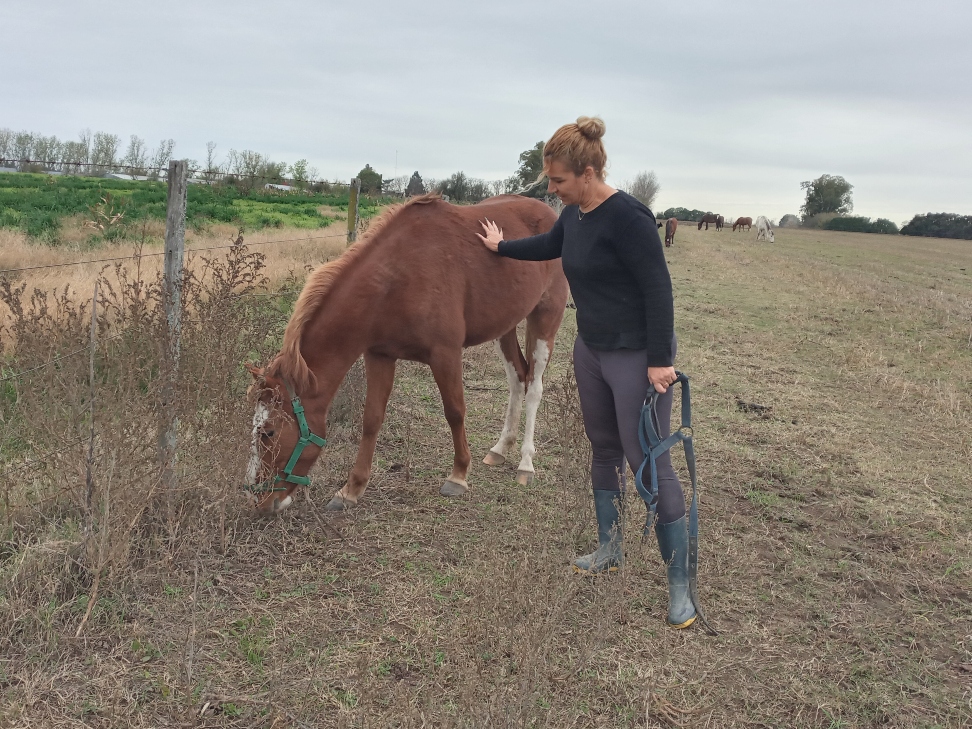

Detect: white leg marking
518,340,550,476
272,494,294,512
489,340,525,458
246,402,270,485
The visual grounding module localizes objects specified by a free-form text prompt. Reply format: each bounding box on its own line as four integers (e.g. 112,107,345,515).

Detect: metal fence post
347,178,361,245
160,159,187,540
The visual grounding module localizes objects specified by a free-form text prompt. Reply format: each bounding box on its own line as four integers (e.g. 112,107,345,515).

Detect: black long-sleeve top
497,191,675,366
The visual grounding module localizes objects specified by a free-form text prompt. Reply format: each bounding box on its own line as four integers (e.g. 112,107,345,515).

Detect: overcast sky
4,0,971,224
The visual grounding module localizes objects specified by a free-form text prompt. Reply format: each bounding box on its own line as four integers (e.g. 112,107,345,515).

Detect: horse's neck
300,263,380,416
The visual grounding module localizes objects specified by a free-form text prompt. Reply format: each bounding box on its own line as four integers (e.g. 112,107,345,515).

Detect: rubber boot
573,490,623,574
655,516,697,628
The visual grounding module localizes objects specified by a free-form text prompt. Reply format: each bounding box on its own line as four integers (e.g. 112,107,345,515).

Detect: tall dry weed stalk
0,239,285,645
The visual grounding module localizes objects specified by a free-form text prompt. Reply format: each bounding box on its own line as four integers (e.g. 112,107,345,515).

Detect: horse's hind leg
515,300,565,486
484,331,527,467
327,352,396,510
429,349,471,497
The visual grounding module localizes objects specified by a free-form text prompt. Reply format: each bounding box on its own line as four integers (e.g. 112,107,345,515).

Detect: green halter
245,379,326,495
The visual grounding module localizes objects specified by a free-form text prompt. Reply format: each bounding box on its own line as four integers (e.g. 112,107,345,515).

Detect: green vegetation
0,172,404,244
901,212,972,240
659,207,712,222
824,215,899,234
800,174,854,218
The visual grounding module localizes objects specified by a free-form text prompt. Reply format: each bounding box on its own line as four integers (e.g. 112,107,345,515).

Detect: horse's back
364,195,566,350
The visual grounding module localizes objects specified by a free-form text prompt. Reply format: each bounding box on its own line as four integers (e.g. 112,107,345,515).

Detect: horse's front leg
429,350,470,497
326,353,396,510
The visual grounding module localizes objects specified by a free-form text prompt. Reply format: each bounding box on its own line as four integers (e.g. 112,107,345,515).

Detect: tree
901,213,972,240
624,171,660,209
290,159,309,189
779,214,801,228
383,175,408,196
357,164,383,194
204,141,221,183
123,135,148,177
514,141,546,197
439,171,470,202
150,139,175,178
91,132,121,174
800,174,853,219
0,128,11,161
405,171,426,197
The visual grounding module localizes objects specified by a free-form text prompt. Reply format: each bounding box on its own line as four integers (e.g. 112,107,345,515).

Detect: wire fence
0,231,349,277
0,160,358,498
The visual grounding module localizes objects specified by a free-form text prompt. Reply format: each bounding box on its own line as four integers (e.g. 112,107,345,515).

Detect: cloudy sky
5,0,971,224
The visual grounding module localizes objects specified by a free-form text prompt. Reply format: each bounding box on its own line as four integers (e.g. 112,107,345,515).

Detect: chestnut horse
245,194,569,513
697,213,720,230
732,217,752,232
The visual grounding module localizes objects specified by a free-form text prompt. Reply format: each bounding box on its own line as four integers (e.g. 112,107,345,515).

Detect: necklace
577,207,585,221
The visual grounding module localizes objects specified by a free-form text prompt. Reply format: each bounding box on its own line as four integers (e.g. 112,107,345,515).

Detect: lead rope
634,372,717,636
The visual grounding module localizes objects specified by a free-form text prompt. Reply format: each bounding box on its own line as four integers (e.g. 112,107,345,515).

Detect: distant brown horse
697,213,720,230
245,194,569,514
732,217,752,232
665,217,678,247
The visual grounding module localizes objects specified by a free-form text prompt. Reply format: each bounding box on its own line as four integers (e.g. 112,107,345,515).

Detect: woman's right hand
477,219,504,252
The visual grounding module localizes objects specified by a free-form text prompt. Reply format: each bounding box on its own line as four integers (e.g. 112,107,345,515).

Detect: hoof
516,470,534,486
440,480,468,497
482,451,506,467
324,493,354,511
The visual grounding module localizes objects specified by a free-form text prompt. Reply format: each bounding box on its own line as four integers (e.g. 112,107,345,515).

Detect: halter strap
634,372,717,635
244,377,326,495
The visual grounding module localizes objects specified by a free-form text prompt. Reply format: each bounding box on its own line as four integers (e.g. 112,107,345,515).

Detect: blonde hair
543,116,608,180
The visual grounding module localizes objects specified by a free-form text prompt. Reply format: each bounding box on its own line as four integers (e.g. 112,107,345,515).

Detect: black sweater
497,191,674,366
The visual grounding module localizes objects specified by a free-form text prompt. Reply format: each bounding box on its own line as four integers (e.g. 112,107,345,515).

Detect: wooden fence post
347,178,361,245
160,159,187,541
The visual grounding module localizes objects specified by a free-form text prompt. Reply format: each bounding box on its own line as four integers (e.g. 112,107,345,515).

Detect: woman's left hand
477,219,504,252
648,366,677,394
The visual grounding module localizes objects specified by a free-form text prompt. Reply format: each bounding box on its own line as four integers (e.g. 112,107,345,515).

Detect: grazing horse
697,213,720,230
755,215,775,242
716,215,724,231
665,217,678,247
732,217,752,232
245,194,569,514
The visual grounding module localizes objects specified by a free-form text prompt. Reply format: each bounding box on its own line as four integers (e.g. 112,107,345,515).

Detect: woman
477,117,695,629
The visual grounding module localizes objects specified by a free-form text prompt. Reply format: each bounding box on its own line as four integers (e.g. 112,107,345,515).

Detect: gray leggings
572,336,686,526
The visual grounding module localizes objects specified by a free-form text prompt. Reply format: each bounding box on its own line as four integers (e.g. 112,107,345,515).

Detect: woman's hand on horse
648,366,677,394
477,219,504,252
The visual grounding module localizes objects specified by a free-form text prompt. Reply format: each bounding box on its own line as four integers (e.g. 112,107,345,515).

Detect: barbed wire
0,331,129,384
0,231,349,276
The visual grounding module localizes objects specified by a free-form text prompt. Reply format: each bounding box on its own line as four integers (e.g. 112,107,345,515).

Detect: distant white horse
755,216,775,243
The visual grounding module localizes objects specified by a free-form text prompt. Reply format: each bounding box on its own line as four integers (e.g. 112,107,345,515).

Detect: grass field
1,221,970,727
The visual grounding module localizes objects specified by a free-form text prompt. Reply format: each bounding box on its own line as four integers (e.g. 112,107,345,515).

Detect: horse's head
244,363,327,514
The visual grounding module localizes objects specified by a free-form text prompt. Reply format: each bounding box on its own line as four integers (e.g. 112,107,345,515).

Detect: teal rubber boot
573,490,623,574
655,516,697,628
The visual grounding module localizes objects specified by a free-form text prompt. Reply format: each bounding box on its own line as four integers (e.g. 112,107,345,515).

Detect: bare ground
1,223,971,727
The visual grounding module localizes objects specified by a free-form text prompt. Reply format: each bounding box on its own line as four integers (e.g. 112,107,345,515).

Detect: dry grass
0,222,349,337
0,221,970,727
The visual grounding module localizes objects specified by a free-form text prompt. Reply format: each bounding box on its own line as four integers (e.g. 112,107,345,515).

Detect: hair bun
576,116,606,140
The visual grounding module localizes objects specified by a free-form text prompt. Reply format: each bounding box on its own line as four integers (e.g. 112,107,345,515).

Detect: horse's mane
267,193,441,393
